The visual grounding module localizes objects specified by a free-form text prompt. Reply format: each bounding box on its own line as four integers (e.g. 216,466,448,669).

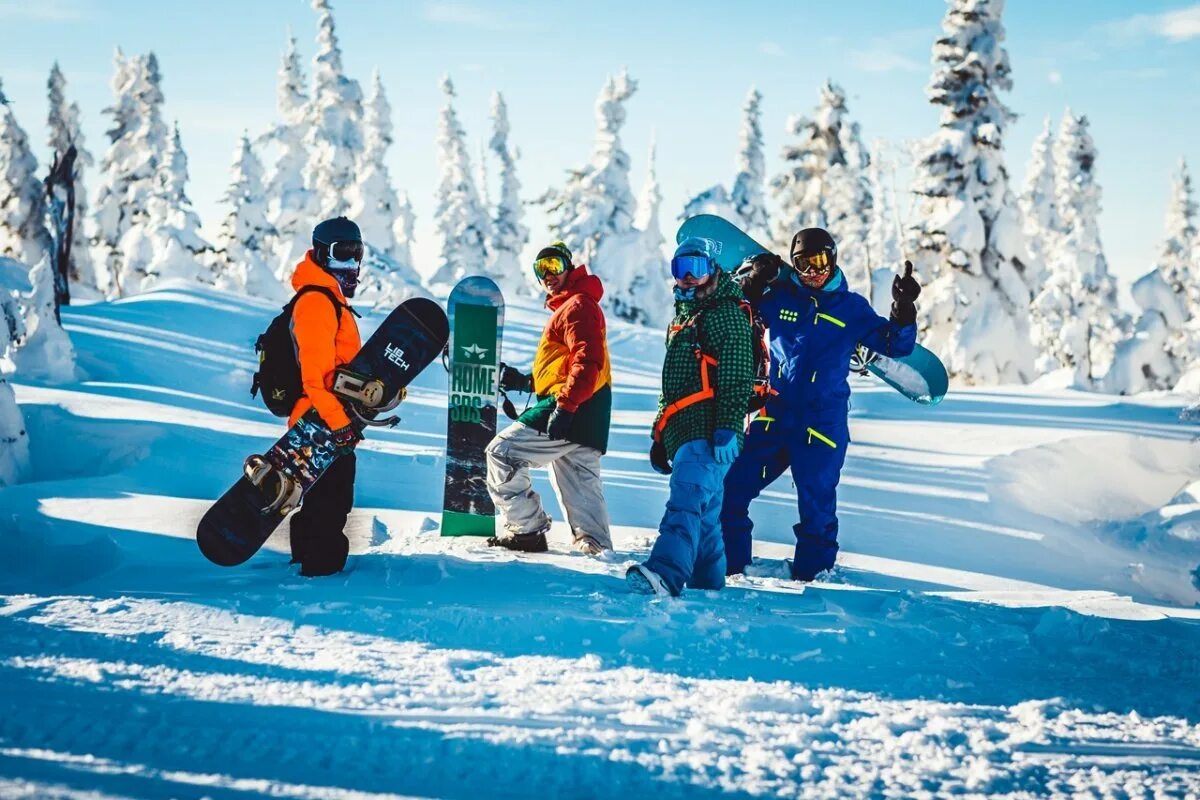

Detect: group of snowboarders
271,214,921,592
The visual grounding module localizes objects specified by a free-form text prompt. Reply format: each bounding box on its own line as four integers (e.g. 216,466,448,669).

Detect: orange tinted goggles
533,255,568,280
792,250,831,273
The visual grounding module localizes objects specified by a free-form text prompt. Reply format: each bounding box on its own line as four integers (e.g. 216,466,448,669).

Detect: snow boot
573,537,607,557
626,564,671,596
487,530,549,553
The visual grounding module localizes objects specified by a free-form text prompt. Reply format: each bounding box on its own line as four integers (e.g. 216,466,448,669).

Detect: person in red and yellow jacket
486,242,613,556
287,216,364,576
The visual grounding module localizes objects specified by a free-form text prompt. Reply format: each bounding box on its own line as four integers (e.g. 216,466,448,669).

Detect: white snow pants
485,422,612,549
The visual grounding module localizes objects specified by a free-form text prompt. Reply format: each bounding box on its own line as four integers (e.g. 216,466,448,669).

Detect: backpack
673,296,774,413
250,286,345,417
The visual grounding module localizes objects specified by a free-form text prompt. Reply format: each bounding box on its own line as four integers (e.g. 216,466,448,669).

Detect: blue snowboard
677,214,948,406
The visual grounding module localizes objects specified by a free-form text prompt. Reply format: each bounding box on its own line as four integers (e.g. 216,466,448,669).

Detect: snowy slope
2,284,1200,799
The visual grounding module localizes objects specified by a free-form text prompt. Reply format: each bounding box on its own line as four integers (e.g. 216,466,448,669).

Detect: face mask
327,257,360,297
674,285,697,301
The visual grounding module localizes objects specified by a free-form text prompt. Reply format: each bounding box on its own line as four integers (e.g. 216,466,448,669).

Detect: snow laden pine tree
486,91,531,296
1031,111,1121,386
429,76,489,290
770,80,872,292
215,133,282,299
1019,117,1057,290
92,51,169,296
864,142,904,311
119,123,212,291
605,135,672,326
0,80,52,270
265,35,319,279
15,257,76,382
906,0,1034,384
1106,159,1198,393
305,0,364,218
0,258,29,485
47,62,98,294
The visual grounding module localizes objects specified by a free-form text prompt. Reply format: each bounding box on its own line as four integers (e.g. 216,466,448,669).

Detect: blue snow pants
644,439,732,596
720,413,849,581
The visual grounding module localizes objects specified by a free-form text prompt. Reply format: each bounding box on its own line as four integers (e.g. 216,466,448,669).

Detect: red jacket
530,266,611,412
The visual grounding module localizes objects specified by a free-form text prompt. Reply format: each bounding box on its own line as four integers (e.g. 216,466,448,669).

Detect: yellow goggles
792,250,831,272
532,255,568,280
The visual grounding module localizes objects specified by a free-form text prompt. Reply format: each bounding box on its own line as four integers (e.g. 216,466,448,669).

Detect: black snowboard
197,297,449,566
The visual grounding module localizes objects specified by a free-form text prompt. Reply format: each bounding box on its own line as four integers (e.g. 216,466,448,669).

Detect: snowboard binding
332,367,406,427
243,455,303,516
850,344,880,376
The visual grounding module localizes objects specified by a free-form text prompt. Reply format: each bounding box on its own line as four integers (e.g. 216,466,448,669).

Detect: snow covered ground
2,284,1199,799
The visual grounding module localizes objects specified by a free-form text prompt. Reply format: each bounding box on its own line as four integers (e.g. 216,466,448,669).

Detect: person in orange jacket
287,216,364,576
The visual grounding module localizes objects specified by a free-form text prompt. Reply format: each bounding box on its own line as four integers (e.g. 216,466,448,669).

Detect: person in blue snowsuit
721,227,921,581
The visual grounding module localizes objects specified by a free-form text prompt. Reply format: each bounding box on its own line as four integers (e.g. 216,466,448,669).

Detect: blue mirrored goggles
670,254,714,281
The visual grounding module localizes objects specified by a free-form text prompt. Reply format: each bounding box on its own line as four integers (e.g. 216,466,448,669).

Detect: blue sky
2,0,1198,299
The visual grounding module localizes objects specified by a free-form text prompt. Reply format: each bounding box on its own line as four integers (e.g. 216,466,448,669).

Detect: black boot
486,530,549,553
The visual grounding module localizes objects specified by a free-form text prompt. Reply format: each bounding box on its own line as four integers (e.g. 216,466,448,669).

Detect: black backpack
251,286,345,417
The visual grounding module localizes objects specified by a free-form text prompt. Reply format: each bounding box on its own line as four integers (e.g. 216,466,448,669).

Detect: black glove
545,406,575,440
649,439,672,475
498,362,533,394
329,424,362,450
890,260,921,327
733,252,786,304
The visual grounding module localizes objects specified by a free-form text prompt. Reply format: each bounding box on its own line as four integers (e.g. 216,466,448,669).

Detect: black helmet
790,228,837,268
312,216,363,268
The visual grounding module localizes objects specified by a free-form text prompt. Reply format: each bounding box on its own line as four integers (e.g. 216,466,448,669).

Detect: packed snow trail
1,285,1199,798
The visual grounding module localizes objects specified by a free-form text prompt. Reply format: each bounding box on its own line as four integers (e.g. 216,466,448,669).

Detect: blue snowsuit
720,269,916,580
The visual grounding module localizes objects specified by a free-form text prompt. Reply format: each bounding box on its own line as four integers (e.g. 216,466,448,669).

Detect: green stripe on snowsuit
654,270,755,461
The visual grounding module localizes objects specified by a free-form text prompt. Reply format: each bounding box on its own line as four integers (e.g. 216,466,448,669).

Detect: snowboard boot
626,564,671,596
573,537,607,557
487,530,549,553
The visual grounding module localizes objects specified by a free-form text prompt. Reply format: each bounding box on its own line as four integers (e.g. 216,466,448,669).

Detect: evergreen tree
864,142,903,311
266,34,319,277
0,80,52,270
680,184,736,223
46,63,97,291
770,80,872,291
1157,159,1199,314
907,0,1034,384
429,76,489,289
0,257,29,485
730,87,769,238
486,91,531,296
1019,117,1057,291
305,0,364,218
349,70,402,257
393,192,416,271
15,257,76,382
215,133,281,298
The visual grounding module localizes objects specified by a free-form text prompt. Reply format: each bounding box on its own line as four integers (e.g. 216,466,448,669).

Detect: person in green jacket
627,237,754,596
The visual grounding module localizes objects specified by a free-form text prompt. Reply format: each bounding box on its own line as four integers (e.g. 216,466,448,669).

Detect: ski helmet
532,241,574,282
790,227,837,288
312,216,363,297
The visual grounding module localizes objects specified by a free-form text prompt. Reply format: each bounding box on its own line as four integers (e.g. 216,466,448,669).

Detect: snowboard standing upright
197,297,449,566
677,214,949,406
441,276,505,536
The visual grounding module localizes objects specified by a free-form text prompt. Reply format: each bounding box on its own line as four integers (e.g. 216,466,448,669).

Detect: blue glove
712,429,741,465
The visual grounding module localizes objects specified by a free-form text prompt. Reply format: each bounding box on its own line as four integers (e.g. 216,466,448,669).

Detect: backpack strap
287,285,359,321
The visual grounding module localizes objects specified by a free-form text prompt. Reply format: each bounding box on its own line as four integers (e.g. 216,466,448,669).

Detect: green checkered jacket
653,270,754,460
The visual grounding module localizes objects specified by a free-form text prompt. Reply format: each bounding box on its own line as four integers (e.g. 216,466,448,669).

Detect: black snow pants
290,452,355,576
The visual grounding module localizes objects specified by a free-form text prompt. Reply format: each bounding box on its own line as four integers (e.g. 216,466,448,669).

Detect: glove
498,362,533,394
649,439,672,475
890,260,921,327
545,406,575,440
712,429,741,465
329,424,362,451
734,252,786,304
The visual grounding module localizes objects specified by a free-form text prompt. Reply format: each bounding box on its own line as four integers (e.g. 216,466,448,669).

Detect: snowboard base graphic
677,214,949,406
441,276,505,537
197,297,449,566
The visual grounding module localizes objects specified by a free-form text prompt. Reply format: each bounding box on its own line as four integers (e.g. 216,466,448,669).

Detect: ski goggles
791,250,831,274
532,255,569,280
670,254,715,281
329,240,365,263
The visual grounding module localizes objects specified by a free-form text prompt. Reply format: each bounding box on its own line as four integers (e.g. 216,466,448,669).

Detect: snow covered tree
305,0,364,218
864,143,904,311
214,133,281,299
119,123,212,291
1019,117,1057,291
1106,159,1198,393
92,51,170,296
486,91,531,296
46,63,97,293
680,184,737,222
428,76,489,290
266,34,320,278
349,70,402,257
906,0,1034,384
393,193,416,272
1031,111,1121,385
770,80,872,291
0,80,52,270
604,134,672,325
731,87,769,238
0,258,29,485
15,257,75,382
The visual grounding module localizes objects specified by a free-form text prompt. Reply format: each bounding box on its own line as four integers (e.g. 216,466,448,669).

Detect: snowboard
441,276,504,537
677,214,949,406
197,297,449,566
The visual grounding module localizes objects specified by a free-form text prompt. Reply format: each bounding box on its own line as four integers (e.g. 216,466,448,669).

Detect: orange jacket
530,266,611,412
288,252,361,430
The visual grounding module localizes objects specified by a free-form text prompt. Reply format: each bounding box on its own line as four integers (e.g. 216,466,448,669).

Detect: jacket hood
291,251,348,302
547,265,604,310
